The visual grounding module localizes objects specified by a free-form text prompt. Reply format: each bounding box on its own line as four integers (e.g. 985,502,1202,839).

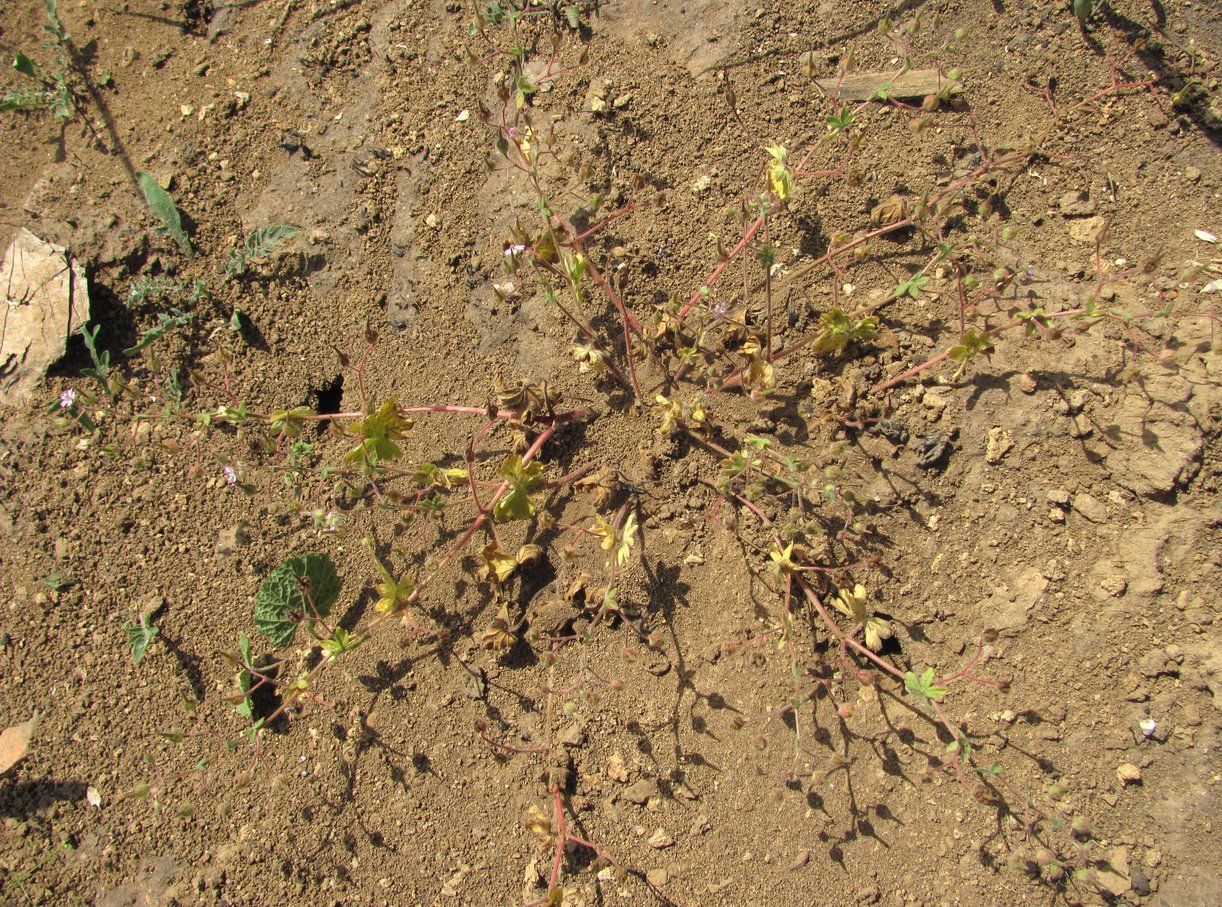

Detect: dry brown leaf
0,712,39,774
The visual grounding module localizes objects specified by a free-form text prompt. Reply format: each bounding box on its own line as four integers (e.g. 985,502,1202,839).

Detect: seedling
222,223,299,281
126,613,160,664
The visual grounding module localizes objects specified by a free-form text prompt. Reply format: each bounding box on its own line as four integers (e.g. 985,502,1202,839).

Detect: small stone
1185,166,1201,182
1046,487,1071,506
645,867,669,886
788,849,810,870
1096,869,1130,898
985,426,1014,464
689,813,710,836
1048,508,1065,523
1116,763,1142,785
1071,492,1108,523
1018,372,1038,394
922,389,948,415
623,778,657,805
1144,849,1162,869
606,752,629,784
1130,865,1151,896
647,827,675,848
1067,413,1092,438
424,213,439,229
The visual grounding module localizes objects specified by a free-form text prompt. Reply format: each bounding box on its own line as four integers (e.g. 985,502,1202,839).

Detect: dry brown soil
1,1,1220,905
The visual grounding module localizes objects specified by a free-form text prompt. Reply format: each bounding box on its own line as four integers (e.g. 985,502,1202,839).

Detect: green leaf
126,613,160,664
123,310,192,356
320,628,363,658
223,223,299,281
234,633,254,717
904,667,949,702
1073,0,1093,25
893,274,929,300
13,53,40,79
493,454,545,522
254,553,342,648
137,171,192,256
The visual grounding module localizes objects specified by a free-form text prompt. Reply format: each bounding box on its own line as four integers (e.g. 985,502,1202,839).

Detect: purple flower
222,465,238,485
59,388,76,409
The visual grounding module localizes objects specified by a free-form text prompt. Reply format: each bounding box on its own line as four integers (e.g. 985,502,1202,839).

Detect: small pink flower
59,388,76,409
222,465,238,485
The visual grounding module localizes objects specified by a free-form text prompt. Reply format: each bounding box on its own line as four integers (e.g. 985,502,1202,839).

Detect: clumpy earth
1,1,1220,905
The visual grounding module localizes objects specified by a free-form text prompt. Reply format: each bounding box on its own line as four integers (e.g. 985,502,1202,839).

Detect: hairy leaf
126,613,160,664
254,553,341,648
137,171,192,256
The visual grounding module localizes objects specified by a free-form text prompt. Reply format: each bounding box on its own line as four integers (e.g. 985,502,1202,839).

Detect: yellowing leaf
615,512,638,568
864,615,893,652
345,399,413,465
833,583,869,622
833,584,892,651
765,144,793,200
770,542,799,575
371,550,414,615
525,803,552,840
0,712,38,774
653,394,681,434
478,541,518,587
493,454,545,521
571,343,607,375
742,337,775,391
481,603,516,652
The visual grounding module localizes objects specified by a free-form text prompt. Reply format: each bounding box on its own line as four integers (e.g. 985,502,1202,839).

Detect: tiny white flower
504,244,526,258
86,786,102,808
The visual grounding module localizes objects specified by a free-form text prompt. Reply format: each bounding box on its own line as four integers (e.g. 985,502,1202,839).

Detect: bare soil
1,1,1220,905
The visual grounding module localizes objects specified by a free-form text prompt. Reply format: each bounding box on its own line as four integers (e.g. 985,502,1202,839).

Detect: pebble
1071,492,1108,523
647,827,675,848
646,867,668,886
1130,865,1151,896
1046,487,1071,506
1116,763,1143,785
984,426,1013,464
606,752,629,783
623,778,657,804
1185,166,1201,182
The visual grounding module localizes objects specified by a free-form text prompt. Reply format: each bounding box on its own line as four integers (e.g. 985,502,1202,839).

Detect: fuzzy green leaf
254,553,341,648
126,613,160,664
137,171,192,256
